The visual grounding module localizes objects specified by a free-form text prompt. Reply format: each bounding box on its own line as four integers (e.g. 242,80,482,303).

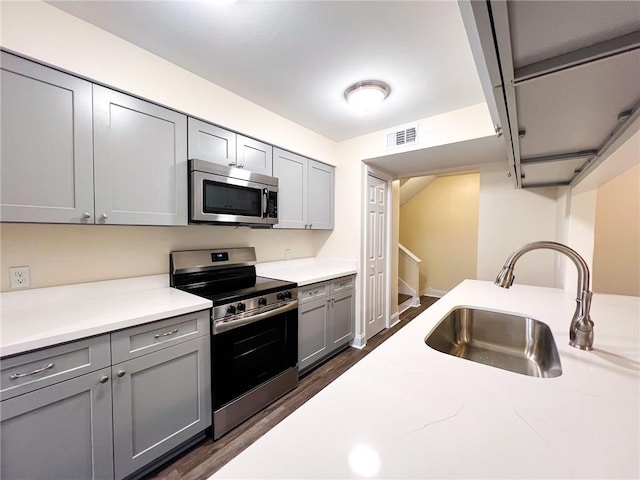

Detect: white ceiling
48,0,486,142
366,134,506,179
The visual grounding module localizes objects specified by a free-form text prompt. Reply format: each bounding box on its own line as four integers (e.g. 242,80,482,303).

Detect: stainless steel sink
425,307,562,378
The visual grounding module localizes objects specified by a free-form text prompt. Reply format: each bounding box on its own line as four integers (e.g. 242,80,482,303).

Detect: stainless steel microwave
189,159,278,226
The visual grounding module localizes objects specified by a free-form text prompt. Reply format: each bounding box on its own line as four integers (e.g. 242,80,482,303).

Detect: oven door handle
214,300,298,334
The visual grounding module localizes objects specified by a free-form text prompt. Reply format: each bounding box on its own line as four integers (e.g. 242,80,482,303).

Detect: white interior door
366,174,387,340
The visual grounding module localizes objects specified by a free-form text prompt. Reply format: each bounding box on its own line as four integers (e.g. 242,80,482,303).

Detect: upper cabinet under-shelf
459,0,640,189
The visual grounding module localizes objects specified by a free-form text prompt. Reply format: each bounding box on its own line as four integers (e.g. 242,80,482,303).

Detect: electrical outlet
9,266,31,289
285,249,293,260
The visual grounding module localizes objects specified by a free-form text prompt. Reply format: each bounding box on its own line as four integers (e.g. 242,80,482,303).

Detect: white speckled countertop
0,275,212,357
212,280,640,479
256,257,357,286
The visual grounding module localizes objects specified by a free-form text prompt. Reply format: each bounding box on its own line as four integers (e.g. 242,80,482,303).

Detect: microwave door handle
262,188,268,218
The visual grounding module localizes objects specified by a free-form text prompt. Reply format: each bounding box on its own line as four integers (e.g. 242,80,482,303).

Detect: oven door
191,170,276,224
212,303,298,411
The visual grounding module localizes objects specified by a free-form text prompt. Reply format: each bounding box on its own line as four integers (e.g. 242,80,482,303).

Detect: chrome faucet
495,241,594,351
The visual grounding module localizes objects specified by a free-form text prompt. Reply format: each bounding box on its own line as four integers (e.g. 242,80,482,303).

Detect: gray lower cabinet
1,338,114,480
273,148,334,230
298,276,355,374
0,51,94,223
112,335,211,480
298,297,330,371
1,369,114,480
0,310,211,480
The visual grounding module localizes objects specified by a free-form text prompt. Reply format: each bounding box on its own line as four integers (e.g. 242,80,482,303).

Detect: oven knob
226,305,236,315
277,292,285,301
258,297,267,306
284,291,292,300
236,302,246,312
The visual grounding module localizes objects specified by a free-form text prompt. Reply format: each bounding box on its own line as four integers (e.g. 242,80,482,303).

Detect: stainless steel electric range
170,247,298,440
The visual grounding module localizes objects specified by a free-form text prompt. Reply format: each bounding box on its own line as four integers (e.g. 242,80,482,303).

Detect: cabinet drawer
332,275,355,292
0,335,111,401
299,282,330,304
111,310,210,363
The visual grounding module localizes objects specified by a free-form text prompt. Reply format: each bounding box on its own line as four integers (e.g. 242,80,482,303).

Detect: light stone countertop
256,257,357,286
0,275,212,357
212,279,640,479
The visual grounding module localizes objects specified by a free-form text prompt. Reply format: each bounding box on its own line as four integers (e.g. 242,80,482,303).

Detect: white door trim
360,164,393,344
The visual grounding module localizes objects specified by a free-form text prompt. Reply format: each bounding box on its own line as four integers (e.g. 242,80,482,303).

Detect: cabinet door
0,52,94,223
307,160,335,230
0,368,114,480
187,117,236,167
112,336,211,480
273,148,308,229
330,288,356,352
298,298,329,373
93,85,187,225
237,135,273,175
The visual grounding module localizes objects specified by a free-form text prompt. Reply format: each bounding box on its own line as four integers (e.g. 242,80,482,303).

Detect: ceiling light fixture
344,80,391,112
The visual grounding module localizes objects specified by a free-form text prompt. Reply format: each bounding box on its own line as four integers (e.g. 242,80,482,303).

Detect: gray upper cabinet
273,148,334,230
188,117,236,167
237,134,273,175
188,118,273,175
273,148,308,229
93,86,187,226
307,160,335,230
1,52,187,226
0,51,94,223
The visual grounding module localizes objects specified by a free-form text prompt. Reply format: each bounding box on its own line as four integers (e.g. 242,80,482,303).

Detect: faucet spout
494,241,594,351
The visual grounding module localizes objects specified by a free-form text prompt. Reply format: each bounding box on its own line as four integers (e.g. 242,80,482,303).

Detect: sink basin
425,307,562,378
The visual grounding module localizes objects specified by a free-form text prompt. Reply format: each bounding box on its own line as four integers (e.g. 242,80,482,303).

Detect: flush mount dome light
344,80,390,112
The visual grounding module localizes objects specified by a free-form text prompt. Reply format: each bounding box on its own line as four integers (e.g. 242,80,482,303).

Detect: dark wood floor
148,296,439,480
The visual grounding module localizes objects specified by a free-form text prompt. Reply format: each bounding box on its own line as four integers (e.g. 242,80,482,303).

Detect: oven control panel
213,290,297,322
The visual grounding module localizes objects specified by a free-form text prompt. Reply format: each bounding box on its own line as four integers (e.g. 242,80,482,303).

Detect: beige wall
592,164,640,296
400,174,479,293
476,162,561,287
0,223,317,291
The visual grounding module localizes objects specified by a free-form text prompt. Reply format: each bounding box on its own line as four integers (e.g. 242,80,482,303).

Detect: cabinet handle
9,363,54,379
309,223,312,229
228,162,236,167
99,375,109,384
82,212,92,219
309,290,319,296
116,370,125,378
154,328,179,339
101,213,108,220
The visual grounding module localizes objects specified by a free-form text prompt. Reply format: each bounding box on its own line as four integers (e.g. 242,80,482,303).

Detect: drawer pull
9,363,54,379
309,290,320,296
154,328,179,339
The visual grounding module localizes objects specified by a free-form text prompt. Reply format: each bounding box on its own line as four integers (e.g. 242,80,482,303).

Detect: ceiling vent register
386,125,418,149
